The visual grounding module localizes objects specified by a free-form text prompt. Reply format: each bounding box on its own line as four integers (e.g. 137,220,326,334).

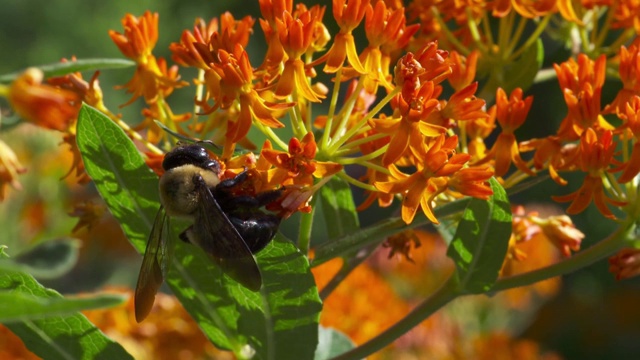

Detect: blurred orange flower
7,68,79,132
0,140,27,201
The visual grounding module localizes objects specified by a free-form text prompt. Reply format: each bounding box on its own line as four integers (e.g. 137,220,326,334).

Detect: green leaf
503,38,544,93
76,104,321,359
314,326,355,360
312,198,469,266
446,178,512,294
318,176,360,239
0,290,125,323
0,58,135,83
13,238,81,279
0,269,133,360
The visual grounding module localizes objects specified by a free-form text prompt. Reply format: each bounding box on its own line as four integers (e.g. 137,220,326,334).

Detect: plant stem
298,199,316,254
491,222,636,292
331,276,459,360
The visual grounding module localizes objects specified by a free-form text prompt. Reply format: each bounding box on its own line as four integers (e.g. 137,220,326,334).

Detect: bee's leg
217,170,249,189
254,188,284,206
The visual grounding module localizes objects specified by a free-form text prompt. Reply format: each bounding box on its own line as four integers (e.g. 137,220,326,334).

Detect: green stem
312,198,470,266
328,87,399,153
491,222,636,292
253,121,289,150
321,68,343,149
332,276,459,360
509,15,552,60
431,8,471,55
298,199,316,254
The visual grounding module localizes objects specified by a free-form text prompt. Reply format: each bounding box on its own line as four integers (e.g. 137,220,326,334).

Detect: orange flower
552,129,626,218
459,110,496,161
448,50,479,91
370,80,443,167
170,13,255,68
273,5,326,102
609,248,640,280
109,11,158,62
475,88,534,177
554,54,612,139
0,140,27,201
356,1,419,93
60,132,92,184
618,96,640,183
261,132,343,187
530,214,585,257
605,45,640,116
519,136,579,185
7,68,80,132
111,12,187,106
118,56,186,106
199,46,288,155
311,258,414,348
322,0,369,73
375,134,467,224
492,0,558,18
47,59,105,110
447,166,494,199
427,82,488,128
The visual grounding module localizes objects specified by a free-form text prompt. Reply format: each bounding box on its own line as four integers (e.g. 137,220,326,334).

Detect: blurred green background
1,0,640,359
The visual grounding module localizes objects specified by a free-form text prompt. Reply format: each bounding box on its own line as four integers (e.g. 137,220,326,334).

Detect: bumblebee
135,144,281,322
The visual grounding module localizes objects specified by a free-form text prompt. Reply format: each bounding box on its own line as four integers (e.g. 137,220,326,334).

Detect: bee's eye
163,145,218,171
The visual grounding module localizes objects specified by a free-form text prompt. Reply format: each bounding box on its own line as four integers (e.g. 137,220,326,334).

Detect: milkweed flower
110,12,186,106
0,140,27,201
375,134,491,224
617,96,640,183
475,87,534,177
7,68,80,132
321,0,369,73
261,132,343,187
355,0,419,93
552,129,626,218
530,214,585,257
609,248,640,280
605,45,640,115
554,54,612,140
273,4,327,102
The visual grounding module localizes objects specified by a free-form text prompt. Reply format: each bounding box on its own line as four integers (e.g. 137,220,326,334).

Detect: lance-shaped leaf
0,58,135,83
0,268,132,360
447,178,512,294
76,104,321,359
318,177,360,239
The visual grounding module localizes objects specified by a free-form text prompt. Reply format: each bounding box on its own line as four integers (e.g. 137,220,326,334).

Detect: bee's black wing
134,205,172,322
190,174,262,291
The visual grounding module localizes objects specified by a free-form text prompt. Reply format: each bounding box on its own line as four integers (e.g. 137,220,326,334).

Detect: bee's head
162,145,220,173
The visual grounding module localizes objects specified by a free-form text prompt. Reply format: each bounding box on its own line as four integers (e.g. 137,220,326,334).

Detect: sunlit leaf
318,177,360,239
76,104,321,359
13,238,81,279
0,268,133,359
0,290,124,323
314,326,355,360
446,178,512,294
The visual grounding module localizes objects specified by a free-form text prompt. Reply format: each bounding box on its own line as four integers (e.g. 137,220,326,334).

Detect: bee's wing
134,206,172,322
192,175,263,291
